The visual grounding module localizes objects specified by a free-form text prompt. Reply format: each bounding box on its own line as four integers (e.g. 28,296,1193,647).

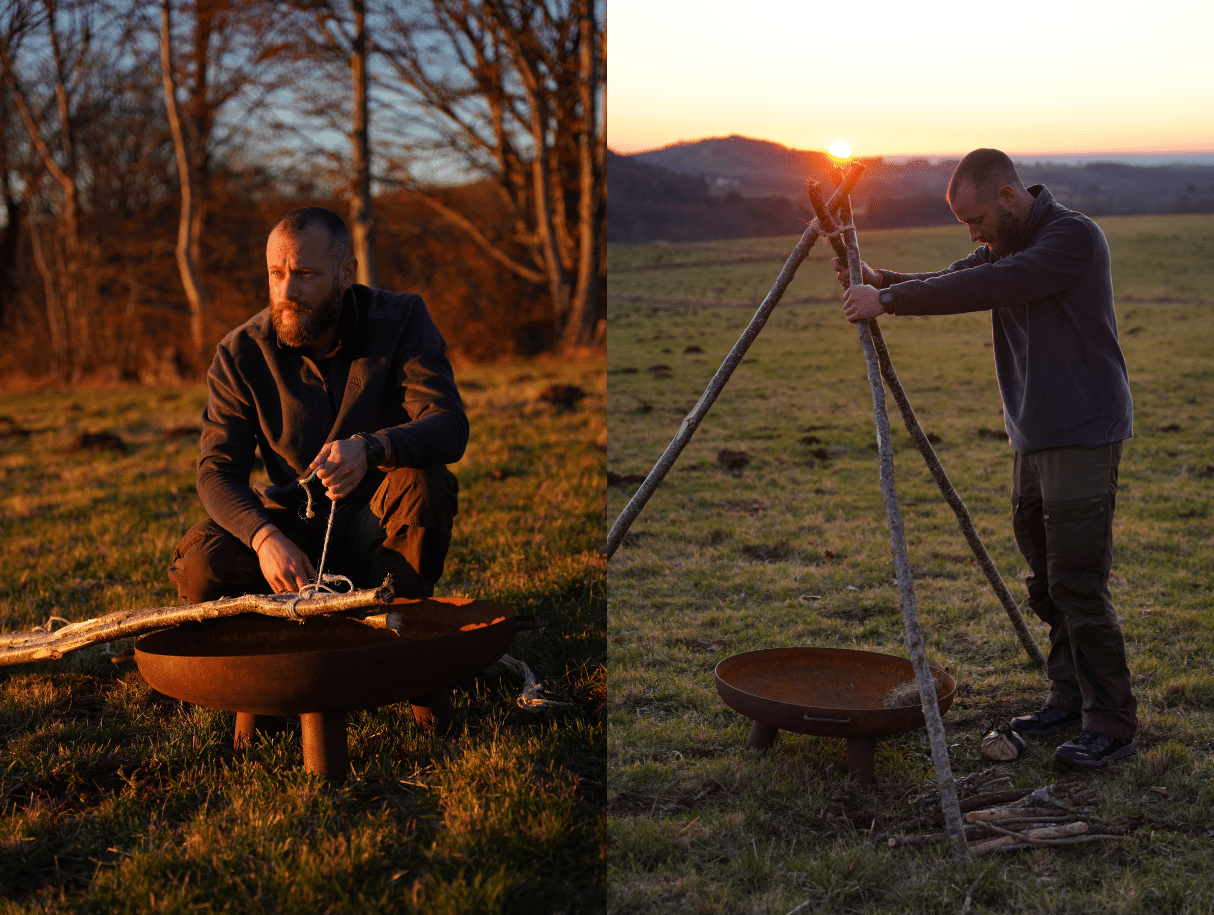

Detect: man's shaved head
948,149,1026,206
271,207,352,266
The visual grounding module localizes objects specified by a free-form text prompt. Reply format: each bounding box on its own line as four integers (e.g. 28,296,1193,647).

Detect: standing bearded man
169,206,467,729
835,148,1137,768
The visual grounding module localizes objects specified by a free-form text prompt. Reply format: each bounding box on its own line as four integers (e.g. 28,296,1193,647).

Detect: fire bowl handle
512,615,542,632
804,714,852,724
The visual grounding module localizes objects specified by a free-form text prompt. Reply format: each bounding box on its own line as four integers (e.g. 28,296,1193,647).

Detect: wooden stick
0,579,394,667
603,163,866,561
970,820,1089,855
811,170,1043,667
810,182,969,864
865,322,1046,668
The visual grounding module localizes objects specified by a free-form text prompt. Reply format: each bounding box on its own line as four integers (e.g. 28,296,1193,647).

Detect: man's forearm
197,465,276,548
251,522,278,553
382,411,468,468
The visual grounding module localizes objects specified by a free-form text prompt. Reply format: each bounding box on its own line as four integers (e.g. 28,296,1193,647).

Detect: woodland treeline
0,0,605,383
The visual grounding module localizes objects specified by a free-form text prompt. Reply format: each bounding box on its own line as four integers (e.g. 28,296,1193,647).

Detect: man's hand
310,438,369,501
843,284,884,323
831,256,881,290
255,530,316,593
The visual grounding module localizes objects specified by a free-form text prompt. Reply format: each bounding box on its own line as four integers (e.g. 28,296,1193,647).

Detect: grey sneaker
1055,729,1136,769
1010,705,1082,737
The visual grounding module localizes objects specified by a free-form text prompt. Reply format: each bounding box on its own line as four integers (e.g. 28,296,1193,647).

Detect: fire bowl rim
714,645,956,739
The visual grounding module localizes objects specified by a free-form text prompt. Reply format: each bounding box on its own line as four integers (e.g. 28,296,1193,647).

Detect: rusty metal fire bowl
135,597,526,779
714,647,956,783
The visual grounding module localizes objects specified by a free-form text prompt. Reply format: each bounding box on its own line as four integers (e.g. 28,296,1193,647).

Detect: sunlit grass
607,216,1214,912
0,353,605,912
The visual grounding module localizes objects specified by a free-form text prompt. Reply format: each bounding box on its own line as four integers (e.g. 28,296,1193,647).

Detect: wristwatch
353,432,386,467
878,288,895,313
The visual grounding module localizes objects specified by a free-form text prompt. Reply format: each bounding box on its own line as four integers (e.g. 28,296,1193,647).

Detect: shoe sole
1054,743,1137,769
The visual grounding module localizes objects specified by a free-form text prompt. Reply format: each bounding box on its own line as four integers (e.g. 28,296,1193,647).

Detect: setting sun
607,0,1214,160
828,141,853,160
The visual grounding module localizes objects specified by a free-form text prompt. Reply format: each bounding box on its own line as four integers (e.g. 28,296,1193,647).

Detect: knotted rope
269,467,350,620
492,654,571,709
820,220,855,239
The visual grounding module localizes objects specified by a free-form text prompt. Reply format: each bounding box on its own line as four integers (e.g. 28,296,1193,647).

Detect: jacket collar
1010,184,1057,254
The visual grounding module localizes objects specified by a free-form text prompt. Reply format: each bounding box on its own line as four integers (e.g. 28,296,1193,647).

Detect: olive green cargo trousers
1011,441,1137,739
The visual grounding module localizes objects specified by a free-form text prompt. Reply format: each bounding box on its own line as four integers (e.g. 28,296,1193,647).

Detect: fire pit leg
300,711,348,780
234,712,288,748
744,720,779,750
410,688,456,736
846,737,878,784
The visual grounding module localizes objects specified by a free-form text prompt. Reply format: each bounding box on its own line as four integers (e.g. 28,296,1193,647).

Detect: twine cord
259,467,350,620
493,654,571,709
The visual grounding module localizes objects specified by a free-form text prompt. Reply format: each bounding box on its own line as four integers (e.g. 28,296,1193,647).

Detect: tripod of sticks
605,162,1049,865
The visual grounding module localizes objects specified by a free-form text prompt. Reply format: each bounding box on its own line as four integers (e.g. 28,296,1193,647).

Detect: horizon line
608,135,1214,162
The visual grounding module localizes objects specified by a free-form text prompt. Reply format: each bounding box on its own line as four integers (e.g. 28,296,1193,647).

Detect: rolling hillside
611,135,1214,242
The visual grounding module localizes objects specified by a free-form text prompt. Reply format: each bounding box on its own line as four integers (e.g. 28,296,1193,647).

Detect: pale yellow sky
608,0,1214,158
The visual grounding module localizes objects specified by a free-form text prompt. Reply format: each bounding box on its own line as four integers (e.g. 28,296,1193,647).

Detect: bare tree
160,0,207,366
0,63,30,325
0,0,100,381
347,0,376,286
153,0,303,368
374,0,605,349
282,0,379,287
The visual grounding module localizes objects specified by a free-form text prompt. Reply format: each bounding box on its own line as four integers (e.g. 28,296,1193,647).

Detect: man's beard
271,280,343,349
988,209,1023,258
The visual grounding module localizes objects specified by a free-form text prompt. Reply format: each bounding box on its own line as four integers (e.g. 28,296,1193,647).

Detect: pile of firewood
881,769,1128,855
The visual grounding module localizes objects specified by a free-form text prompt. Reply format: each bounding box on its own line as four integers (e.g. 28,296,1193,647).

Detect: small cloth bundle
981,721,1026,761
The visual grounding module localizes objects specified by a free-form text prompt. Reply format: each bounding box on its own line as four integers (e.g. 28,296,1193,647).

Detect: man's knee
364,465,458,598
168,518,266,604
371,464,458,531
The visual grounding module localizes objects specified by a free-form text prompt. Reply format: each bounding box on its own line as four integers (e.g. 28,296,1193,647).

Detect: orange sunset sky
607,0,1214,160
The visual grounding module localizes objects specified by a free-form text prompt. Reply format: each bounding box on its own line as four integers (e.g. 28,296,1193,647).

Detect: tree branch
0,580,394,667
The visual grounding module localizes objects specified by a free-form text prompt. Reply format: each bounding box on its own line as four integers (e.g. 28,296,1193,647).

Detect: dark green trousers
1011,441,1137,739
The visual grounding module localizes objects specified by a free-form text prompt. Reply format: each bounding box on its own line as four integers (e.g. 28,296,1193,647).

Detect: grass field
0,354,605,913
607,214,1214,913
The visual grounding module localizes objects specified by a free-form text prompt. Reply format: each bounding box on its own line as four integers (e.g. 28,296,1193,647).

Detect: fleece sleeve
380,299,469,469
879,220,1096,316
195,345,276,547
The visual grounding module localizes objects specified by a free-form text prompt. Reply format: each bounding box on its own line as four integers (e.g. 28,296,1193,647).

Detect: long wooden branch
809,182,969,864
803,173,1045,669
865,322,1047,669
0,580,394,667
603,162,866,560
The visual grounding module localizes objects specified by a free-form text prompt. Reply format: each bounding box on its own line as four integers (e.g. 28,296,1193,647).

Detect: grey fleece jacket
876,185,1133,454
197,284,468,548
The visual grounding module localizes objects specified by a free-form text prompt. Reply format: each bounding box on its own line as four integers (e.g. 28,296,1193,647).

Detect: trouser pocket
1042,493,1112,612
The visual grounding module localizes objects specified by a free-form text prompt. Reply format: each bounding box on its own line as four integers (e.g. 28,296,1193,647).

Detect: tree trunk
349,0,377,287
528,103,572,343
161,0,209,369
560,0,603,349
2,10,91,382
24,214,68,372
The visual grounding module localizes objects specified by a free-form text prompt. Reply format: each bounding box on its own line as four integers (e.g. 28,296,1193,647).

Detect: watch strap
353,432,386,467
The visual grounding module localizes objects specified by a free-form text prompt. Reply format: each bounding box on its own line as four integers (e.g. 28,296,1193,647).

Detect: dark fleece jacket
876,185,1133,454
197,284,468,547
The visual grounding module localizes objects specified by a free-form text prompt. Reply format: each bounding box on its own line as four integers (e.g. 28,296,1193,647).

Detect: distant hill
612,135,1214,243
607,150,812,243
633,135,837,199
